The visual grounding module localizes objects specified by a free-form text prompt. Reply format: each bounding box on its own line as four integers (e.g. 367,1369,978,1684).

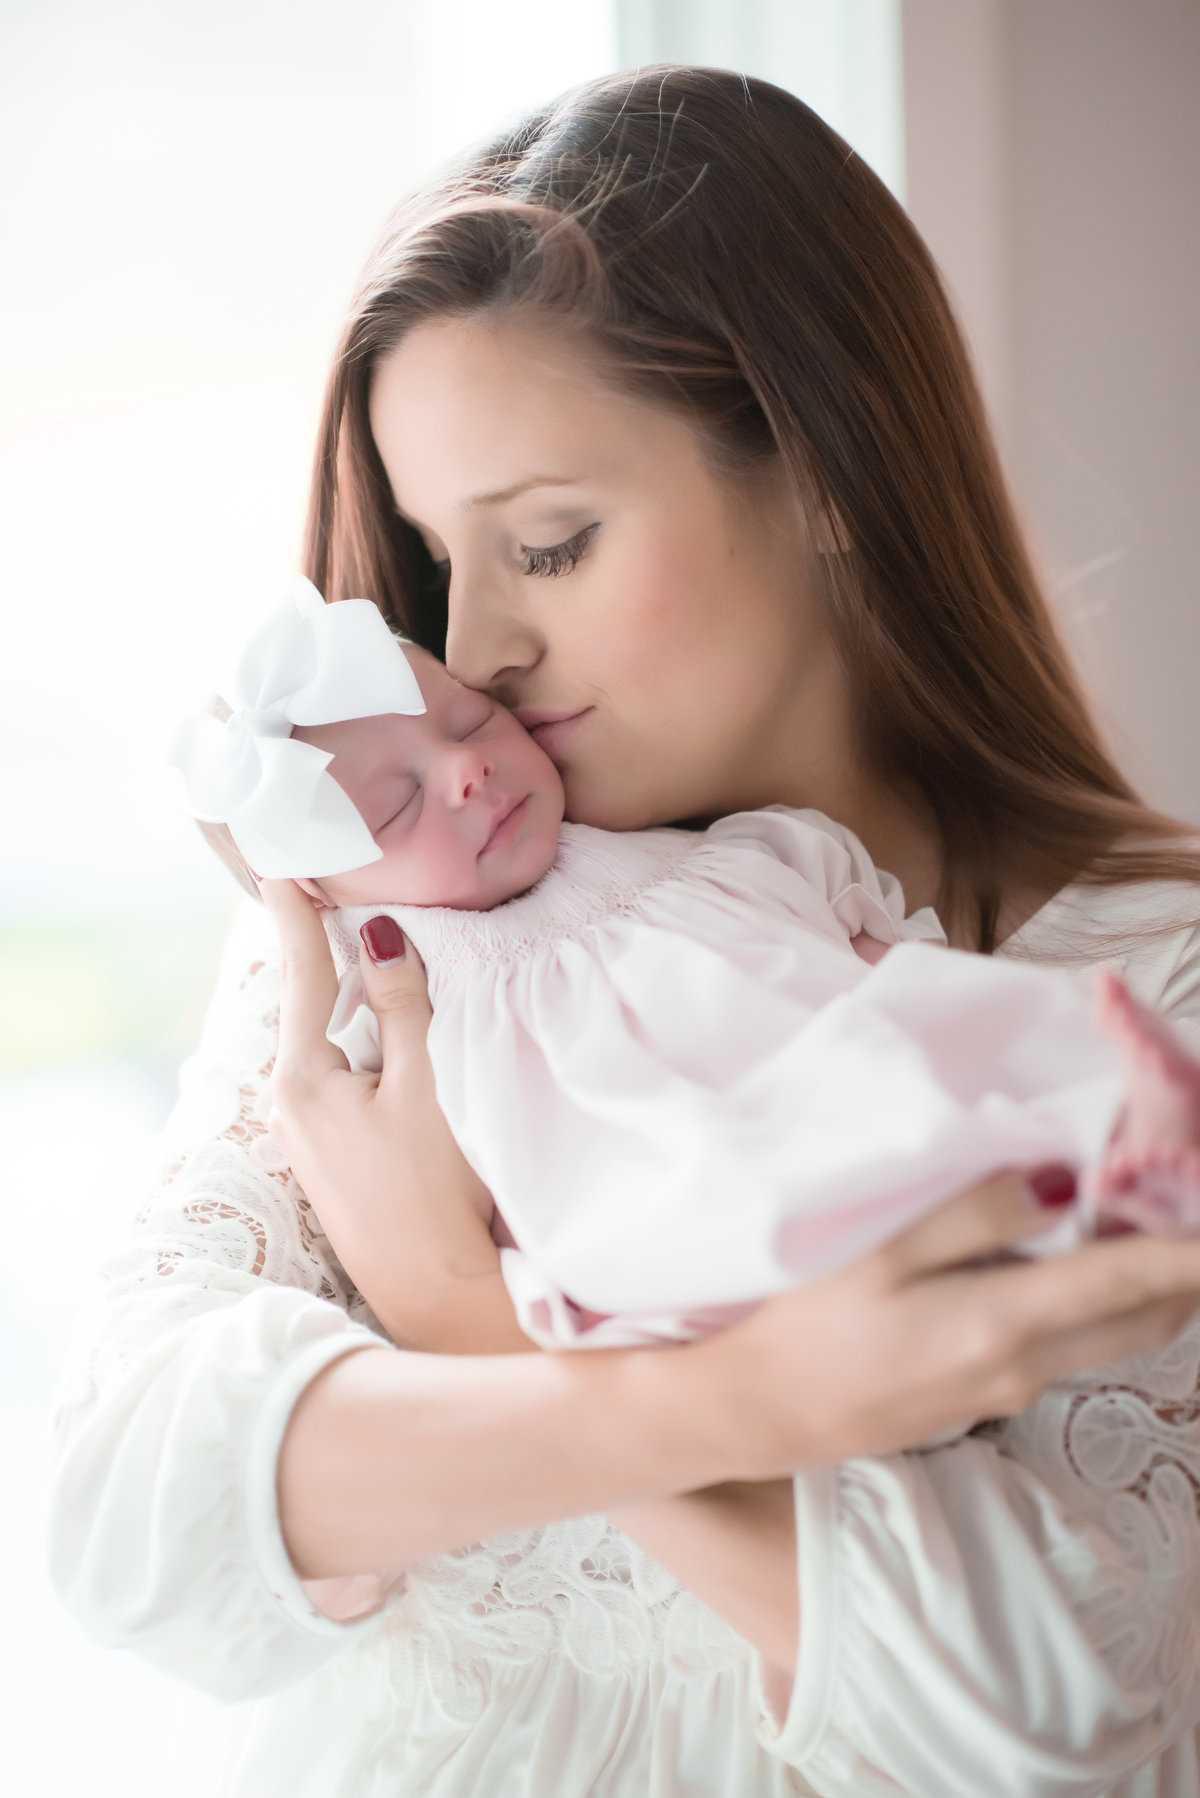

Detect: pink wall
903,0,1200,820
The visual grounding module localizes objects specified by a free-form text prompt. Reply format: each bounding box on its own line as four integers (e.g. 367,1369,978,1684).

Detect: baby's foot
1096,971,1200,1231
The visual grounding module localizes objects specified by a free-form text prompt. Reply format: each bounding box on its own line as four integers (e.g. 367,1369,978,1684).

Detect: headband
167,576,426,878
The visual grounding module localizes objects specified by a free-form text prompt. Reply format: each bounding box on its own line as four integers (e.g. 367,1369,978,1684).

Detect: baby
172,579,1200,1348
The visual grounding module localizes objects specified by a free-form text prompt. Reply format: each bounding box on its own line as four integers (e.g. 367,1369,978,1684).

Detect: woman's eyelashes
429,522,599,588
519,522,599,579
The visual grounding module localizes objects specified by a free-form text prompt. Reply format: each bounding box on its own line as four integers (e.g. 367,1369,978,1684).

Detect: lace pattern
58,956,369,1411
381,1518,747,1723
985,1317,1200,1710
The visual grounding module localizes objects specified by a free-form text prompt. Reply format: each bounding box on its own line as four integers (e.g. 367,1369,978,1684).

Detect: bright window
0,7,903,1789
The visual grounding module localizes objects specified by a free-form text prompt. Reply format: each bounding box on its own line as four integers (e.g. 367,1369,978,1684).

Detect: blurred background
2,0,1196,1789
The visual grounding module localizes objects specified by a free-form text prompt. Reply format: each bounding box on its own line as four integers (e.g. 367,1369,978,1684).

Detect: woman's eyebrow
462,475,583,511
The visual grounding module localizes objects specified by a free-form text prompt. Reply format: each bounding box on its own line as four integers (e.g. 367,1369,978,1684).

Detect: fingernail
1027,1164,1078,1208
360,916,406,963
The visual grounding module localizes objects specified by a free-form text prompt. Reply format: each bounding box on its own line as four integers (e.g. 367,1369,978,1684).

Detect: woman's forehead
368,314,671,516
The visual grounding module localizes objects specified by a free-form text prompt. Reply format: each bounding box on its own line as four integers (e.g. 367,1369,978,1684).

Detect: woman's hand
260,879,531,1354
275,1163,1200,1583
609,1176,1200,1681
689,1169,1200,1478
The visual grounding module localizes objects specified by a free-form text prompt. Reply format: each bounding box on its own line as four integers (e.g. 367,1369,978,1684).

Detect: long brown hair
302,64,1199,949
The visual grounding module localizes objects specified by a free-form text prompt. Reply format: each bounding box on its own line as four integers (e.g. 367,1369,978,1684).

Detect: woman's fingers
1006,1230,1200,1336
357,917,495,1227
1010,1294,1200,1409
357,917,435,1081
942,1232,1200,1412
259,878,347,1086
878,1170,1046,1284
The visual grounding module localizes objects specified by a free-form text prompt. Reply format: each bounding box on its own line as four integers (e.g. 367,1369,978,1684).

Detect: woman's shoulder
1000,876,1200,1025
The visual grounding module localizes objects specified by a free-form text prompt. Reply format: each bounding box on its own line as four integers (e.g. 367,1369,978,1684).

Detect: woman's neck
823,781,947,930
830,787,1061,951
716,673,1060,950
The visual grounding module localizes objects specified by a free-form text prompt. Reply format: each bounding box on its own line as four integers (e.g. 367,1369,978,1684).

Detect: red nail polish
1028,1164,1078,1208
360,916,406,963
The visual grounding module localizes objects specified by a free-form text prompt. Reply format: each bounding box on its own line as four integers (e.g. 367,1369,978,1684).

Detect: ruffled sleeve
698,805,946,949
47,903,398,1702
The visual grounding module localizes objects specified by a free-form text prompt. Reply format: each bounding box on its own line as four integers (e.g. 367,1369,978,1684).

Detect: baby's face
293,645,564,910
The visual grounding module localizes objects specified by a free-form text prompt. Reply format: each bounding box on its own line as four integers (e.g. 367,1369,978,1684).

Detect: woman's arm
263,881,1200,1651
50,896,1200,1722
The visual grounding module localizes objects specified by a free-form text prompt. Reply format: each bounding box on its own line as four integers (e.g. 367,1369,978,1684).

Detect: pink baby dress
326,807,1122,1346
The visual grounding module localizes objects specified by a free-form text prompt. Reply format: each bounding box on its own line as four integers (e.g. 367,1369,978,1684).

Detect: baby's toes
1107,1149,1200,1235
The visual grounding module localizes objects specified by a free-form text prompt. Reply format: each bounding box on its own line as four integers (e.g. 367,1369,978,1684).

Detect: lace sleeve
47,904,397,1702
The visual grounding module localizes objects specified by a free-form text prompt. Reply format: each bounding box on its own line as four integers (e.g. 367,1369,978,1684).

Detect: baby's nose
449,744,494,802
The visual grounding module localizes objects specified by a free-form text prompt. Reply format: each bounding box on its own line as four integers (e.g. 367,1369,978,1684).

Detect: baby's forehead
292,653,479,752
399,639,444,678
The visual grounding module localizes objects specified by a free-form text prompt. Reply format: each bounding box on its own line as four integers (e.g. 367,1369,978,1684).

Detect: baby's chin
472,822,560,909
324,824,560,912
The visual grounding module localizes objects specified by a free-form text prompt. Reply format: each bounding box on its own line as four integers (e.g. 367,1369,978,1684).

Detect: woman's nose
444,577,543,696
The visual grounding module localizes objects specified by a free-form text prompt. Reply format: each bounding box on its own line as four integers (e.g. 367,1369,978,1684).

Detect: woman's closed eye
429,524,599,587
519,523,599,579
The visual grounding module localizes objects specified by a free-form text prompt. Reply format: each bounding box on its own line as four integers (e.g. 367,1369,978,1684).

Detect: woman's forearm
324,1266,806,1681
278,1335,760,1579
352,1246,534,1355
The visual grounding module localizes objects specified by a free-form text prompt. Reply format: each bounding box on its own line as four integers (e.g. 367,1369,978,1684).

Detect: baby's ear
295,876,335,911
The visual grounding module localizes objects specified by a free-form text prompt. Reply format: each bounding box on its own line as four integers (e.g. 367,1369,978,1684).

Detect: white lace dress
47,876,1200,1797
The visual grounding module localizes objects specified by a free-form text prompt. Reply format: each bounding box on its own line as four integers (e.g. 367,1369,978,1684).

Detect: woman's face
368,313,854,831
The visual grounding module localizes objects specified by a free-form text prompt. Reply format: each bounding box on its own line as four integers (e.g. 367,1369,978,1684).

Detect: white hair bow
167,576,426,878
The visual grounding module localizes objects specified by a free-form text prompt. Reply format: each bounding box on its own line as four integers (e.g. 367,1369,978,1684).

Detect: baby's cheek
513,735,566,817
340,840,445,908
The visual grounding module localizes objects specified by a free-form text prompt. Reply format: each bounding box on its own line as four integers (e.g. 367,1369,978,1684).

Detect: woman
50,67,1200,1796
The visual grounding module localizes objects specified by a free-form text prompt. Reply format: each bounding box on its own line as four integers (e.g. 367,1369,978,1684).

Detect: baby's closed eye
372,778,421,834
449,693,497,739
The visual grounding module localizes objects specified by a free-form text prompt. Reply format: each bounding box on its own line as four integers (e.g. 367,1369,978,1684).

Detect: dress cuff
244,1333,394,1635
755,1464,839,1767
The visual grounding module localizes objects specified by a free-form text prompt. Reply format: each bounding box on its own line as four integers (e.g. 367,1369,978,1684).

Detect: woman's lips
514,706,594,755
480,794,528,856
